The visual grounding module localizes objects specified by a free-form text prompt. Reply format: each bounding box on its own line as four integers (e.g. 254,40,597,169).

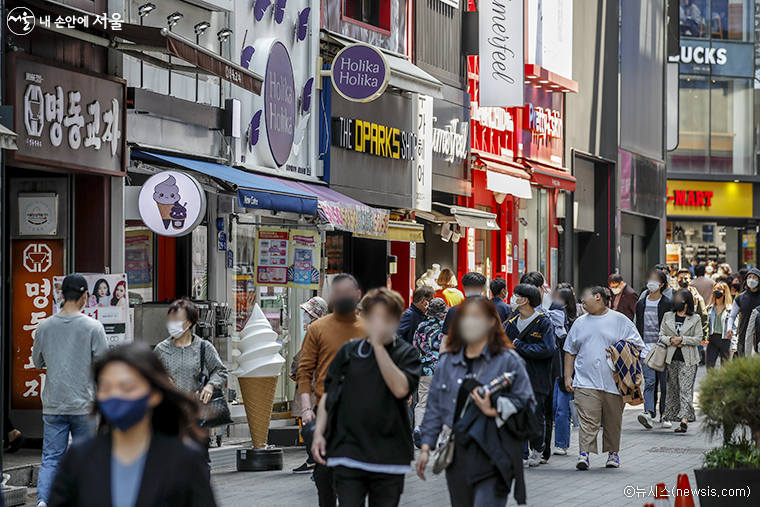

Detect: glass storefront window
668,76,753,175
680,0,753,41
125,226,154,304
710,77,753,174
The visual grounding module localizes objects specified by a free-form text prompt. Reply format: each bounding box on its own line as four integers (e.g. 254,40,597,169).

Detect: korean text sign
255,228,321,289
11,239,64,410
8,53,126,175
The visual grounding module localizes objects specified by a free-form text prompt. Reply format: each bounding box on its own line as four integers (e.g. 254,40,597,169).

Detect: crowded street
2,0,760,506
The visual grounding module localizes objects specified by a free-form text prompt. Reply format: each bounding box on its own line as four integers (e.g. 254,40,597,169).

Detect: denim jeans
37,414,97,504
553,379,573,448
642,362,667,417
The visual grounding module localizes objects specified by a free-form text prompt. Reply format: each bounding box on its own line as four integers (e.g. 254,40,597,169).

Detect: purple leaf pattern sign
331,44,390,103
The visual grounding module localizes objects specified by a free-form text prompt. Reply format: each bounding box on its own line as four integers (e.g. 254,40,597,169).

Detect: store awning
260,177,390,238
0,123,18,151
22,0,263,94
486,171,533,199
132,151,318,215
432,203,500,231
386,221,425,242
528,162,577,192
322,30,443,99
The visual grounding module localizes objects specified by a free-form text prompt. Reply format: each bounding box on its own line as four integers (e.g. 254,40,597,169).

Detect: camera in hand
477,372,515,398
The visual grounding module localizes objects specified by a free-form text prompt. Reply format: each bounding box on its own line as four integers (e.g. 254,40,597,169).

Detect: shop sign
254,228,321,289
18,193,57,236
524,103,562,140
138,171,207,237
331,44,390,103
666,180,752,218
331,116,417,160
668,40,753,78
414,95,434,212
264,42,296,167
52,274,130,348
8,54,126,175
432,121,468,162
218,231,228,252
666,243,681,264
471,103,514,132
478,0,524,107
11,239,64,410
320,202,390,237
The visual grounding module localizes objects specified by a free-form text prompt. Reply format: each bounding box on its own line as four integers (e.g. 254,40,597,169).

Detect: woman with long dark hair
417,297,535,506
49,343,217,507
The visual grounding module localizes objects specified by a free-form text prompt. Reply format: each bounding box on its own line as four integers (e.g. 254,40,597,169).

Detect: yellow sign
666,180,753,218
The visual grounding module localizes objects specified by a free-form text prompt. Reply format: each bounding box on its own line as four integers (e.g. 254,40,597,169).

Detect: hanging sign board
138,171,206,237
255,228,321,289
479,0,524,107
331,44,390,103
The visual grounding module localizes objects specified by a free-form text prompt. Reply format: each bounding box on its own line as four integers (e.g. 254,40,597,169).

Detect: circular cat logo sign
138,171,206,237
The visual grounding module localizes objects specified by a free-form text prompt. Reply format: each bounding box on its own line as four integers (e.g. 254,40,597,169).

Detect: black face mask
674,301,687,312
333,296,357,315
678,279,690,288
713,290,724,300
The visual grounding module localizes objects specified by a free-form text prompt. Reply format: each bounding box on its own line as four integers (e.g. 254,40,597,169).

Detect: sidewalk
210,403,716,506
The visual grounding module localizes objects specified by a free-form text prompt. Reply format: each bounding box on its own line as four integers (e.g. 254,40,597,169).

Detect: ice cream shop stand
125,151,327,445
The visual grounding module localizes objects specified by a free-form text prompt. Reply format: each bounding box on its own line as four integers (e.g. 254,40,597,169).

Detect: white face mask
167,320,188,339
748,278,759,289
509,294,526,311
542,291,552,308
610,286,622,295
646,281,662,293
705,266,714,274
459,317,491,343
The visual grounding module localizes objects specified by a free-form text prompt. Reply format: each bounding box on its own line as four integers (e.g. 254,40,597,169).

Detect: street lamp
217,28,233,43
138,3,156,18
194,22,212,101
167,11,183,28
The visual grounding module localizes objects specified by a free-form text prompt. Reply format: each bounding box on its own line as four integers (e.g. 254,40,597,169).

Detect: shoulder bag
644,342,668,372
197,340,233,429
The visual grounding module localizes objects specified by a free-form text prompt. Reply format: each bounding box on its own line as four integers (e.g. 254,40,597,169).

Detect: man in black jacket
504,284,556,468
396,286,434,343
609,273,638,321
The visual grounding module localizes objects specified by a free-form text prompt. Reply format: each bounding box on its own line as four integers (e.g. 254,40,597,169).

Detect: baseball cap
62,274,88,295
300,297,327,320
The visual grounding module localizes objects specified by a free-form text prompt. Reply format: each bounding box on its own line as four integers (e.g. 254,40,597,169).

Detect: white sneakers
661,420,673,429
37,502,48,507
527,449,542,467
637,412,654,429
553,447,568,455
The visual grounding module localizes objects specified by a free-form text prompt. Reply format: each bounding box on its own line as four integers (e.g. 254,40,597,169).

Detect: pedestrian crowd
12,257,758,507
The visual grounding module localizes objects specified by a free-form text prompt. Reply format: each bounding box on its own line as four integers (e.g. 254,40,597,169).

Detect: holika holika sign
330,44,390,103
479,0,524,107
331,116,417,160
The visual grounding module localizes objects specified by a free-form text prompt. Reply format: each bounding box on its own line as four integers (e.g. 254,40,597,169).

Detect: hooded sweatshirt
727,268,760,355
32,313,108,415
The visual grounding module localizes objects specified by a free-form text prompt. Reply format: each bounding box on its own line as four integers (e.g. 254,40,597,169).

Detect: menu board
255,228,321,290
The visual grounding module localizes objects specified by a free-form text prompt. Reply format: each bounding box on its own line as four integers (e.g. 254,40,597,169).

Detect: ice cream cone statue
234,304,285,448
152,175,181,230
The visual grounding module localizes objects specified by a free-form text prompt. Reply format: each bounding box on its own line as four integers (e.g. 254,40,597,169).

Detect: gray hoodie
32,313,108,415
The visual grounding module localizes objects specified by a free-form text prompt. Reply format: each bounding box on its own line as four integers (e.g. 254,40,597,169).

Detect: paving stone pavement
211,404,718,507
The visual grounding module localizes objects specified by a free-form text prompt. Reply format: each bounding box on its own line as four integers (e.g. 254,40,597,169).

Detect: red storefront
459,58,577,291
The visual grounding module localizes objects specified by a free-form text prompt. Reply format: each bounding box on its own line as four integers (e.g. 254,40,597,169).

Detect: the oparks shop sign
667,189,713,208
331,116,417,161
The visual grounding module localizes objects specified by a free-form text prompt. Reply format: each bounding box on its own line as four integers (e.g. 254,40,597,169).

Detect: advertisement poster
11,239,64,410
53,273,131,349
255,228,321,289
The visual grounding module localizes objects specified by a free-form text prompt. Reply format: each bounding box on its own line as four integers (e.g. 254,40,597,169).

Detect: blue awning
132,150,318,216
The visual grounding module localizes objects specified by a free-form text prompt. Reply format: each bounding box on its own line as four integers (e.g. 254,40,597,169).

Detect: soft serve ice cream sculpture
234,304,285,447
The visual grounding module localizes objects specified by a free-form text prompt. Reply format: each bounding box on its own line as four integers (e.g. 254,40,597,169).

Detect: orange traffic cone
673,474,696,507
654,482,670,507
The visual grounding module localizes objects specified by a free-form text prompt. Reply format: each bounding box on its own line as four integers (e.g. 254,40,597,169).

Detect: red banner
11,239,65,410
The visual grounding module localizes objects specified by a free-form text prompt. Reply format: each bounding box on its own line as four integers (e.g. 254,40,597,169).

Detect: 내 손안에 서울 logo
137,171,207,237
7,7,35,36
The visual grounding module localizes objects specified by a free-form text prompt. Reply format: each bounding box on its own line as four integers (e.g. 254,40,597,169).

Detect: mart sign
666,180,752,218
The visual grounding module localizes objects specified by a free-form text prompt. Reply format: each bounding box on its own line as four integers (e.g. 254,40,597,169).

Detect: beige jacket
658,312,703,367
